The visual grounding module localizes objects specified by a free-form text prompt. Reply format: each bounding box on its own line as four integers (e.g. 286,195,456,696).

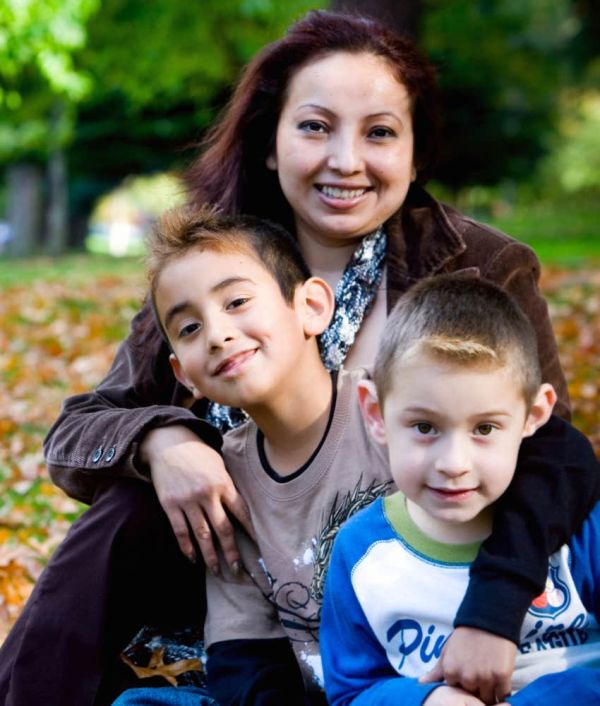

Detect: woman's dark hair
185,10,440,233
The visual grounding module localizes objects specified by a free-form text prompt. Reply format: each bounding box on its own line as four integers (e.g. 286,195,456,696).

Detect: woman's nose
326,131,363,175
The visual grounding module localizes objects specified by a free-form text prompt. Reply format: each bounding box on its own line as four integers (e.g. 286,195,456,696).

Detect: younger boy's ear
169,353,203,400
357,380,387,445
522,383,557,438
299,277,334,337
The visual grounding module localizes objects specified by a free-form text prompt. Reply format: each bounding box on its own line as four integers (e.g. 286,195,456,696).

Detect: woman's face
267,51,416,250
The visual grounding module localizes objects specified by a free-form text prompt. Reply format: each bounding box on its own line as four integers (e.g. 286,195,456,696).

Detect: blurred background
1,0,599,260
0,0,599,641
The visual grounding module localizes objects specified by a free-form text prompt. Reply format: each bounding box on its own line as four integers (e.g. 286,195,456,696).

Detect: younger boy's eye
475,423,494,436
414,422,435,435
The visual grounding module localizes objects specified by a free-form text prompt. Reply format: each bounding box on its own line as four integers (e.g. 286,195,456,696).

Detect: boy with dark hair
139,205,392,706
320,276,600,706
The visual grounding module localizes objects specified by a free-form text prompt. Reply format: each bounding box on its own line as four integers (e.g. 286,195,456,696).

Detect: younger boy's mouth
212,349,258,377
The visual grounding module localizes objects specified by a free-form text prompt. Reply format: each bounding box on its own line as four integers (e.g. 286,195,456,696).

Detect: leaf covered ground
0,259,599,644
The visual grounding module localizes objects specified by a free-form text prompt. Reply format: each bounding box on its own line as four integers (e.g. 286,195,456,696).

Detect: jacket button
91,446,103,463
104,446,116,463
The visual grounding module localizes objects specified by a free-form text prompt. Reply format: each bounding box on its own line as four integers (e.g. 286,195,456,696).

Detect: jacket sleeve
43,299,221,503
478,238,569,420
321,534,440,706
207,638,308,706
456,416,600,642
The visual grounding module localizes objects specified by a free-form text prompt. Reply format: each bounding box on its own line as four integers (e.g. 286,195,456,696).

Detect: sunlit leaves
0,259,598,643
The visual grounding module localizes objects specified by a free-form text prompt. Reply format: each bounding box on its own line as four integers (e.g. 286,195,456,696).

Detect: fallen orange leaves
0,262,598,647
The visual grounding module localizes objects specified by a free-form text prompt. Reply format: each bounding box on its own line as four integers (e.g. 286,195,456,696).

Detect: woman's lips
315,184,372,209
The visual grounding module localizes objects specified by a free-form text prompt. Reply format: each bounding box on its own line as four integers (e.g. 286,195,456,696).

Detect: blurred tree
0,0,100,255
423,0,583,190
66,0,325,247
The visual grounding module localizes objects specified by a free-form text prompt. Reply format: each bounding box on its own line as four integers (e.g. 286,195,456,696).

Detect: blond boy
320,276,600,706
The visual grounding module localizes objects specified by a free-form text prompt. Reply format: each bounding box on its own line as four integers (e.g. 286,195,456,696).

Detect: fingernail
211,564,221,577
231,561,241,576
187,553,196,564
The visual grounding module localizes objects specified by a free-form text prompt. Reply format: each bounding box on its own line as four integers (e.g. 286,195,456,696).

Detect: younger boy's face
155,247,313,411
360,356,553,543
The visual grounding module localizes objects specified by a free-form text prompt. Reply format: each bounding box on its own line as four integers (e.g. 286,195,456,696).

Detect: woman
1,11,597,706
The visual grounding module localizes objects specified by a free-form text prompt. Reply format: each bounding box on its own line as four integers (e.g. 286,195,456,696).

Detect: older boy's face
155,248,308,411
378,357,536,543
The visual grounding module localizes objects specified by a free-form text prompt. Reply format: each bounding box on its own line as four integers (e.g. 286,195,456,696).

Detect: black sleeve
207,638,309,706
455,415,600,642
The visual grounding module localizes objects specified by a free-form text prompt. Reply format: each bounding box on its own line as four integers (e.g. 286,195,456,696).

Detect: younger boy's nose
435,436,471,477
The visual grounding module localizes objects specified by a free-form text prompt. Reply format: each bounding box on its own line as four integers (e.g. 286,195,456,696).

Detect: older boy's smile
212,348,259,378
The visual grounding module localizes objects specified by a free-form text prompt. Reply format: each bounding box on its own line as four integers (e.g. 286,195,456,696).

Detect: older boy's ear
357,380,387,445
522,383,557,438
300,277,334,337
169,353,203,400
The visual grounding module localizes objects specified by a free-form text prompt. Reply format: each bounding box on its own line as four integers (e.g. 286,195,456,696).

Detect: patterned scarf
205,227,387,432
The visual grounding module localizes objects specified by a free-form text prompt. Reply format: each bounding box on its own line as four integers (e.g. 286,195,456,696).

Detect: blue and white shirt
321,494,600,706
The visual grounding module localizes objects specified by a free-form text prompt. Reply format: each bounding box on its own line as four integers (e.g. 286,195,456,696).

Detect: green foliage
423,0,581,187
0,0,100,160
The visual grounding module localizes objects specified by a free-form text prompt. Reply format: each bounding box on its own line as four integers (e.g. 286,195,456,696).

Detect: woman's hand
140,425,254,576
420,627,515,705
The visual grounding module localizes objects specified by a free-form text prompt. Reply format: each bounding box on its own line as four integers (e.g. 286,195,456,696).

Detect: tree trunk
330,0,422,39
6,163,44,257
45,147,69,255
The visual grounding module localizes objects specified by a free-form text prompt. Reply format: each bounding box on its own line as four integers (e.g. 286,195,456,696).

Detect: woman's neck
297,232,360,292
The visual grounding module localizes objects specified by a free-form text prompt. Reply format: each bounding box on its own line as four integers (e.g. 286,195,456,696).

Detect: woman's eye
475,424,495,436
369,126,395,139
414,422,435,435
179,322,201,338
299,120,328,134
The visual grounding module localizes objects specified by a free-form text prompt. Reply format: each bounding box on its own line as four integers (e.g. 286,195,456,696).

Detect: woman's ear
169,353,203,400
522,383,557,438
299,277,335,337
266,150,277,171
357,380,387,445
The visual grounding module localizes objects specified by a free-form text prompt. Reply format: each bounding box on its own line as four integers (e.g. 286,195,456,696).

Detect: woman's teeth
318,185,367,199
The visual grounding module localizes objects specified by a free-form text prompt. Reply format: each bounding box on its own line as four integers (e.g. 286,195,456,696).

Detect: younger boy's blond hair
373,275,541,408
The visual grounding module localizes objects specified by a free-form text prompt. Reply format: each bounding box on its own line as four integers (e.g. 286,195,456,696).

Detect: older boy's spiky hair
145,205,312,345
373,274,541,408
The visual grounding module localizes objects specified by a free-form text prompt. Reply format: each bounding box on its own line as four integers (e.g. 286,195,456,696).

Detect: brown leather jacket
44,185,569,503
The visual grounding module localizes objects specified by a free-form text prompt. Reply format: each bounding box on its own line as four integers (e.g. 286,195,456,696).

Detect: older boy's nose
205,316,235,351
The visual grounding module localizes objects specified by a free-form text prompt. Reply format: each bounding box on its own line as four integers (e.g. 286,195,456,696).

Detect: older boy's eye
227,297,249,310
475,424,494,436
414,422,435,435
179,322,201,338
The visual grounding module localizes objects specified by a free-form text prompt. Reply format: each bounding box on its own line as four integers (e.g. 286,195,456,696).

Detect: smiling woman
2,10,599,706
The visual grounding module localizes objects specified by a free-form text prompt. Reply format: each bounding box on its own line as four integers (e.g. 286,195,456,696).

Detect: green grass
0,253,144,287
469,201,600,265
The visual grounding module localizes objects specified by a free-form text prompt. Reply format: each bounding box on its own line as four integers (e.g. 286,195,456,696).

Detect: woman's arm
43,299,252,571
